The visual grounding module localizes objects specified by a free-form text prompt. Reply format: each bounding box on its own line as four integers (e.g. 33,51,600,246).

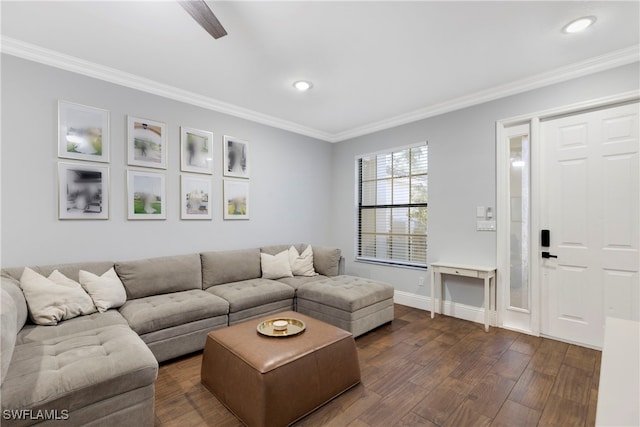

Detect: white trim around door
496,90,640,342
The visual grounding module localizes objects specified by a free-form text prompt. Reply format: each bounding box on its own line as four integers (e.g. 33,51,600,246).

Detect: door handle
541,251,558,259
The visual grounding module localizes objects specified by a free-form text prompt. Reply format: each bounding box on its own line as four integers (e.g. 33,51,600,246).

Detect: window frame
354,141,428,269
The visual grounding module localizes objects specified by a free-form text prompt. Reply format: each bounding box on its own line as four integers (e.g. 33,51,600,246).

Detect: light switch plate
476,206,485,218
476,220,496,231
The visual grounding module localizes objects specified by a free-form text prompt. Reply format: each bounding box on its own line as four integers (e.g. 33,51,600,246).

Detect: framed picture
58,100,109,162
181,175,212,220
181,126,213,174
127,116,167,169
127,170,166,220
223,135,249,178
58,162,109,220
224,179,249,220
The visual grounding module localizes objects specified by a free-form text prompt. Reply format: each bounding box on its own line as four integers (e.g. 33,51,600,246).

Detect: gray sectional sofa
0,243,394,426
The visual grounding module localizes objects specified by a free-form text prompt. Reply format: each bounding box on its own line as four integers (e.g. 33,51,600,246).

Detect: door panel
541,102,639,348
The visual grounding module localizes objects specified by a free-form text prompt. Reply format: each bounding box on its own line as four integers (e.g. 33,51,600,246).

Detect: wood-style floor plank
154,304,601,426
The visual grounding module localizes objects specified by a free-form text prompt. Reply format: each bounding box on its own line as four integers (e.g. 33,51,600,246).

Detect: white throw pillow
79,268,127,312
20,267,97,326
261,250,293,279
288,245,317,277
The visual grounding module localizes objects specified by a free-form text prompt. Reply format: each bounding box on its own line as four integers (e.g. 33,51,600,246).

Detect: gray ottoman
296,275,394,337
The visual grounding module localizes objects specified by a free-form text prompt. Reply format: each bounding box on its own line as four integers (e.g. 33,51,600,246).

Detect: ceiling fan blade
179,0,227,39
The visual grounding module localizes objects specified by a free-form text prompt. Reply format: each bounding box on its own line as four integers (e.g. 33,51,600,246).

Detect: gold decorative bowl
257,317,306,337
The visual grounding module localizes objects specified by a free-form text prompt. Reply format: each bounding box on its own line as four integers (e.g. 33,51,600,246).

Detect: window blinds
357,143,428,268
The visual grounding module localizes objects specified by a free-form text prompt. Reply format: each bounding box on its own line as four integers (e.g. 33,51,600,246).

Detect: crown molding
0,36,334,142
2,36,638,144
331,44,640,142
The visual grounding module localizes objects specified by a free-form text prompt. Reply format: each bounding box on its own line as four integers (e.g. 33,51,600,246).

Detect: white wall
330,62,640,310
1,55,333,267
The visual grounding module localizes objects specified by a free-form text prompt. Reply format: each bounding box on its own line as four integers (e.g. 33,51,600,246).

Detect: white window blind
356,143,428,268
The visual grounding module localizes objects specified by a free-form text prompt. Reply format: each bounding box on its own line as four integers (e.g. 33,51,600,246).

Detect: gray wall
1,55,333,267
2,53,638,312
330,62,640,308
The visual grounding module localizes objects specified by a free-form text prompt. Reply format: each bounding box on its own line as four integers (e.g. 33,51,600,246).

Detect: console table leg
430,268,436,319
484,276,490,332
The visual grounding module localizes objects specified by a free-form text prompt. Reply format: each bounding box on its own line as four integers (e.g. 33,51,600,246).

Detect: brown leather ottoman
201,311,361,427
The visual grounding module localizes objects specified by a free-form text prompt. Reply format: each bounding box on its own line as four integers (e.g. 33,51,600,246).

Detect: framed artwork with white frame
127,170,166,220
58,100,110,163
181,175,212,220
181,126,213,174
223,135,249,178
58,162,109,220
223,179,249,220
127,116,167,169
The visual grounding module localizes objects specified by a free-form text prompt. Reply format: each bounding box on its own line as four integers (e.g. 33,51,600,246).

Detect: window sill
354,258,428,271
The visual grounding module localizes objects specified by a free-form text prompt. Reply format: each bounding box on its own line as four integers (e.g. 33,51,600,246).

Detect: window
356,143,428,268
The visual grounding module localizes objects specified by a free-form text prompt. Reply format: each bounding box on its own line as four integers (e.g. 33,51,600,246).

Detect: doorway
497,95,639,348
540,102,639,348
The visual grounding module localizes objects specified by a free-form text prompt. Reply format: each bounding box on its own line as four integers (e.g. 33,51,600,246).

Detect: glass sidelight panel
509,135,530,310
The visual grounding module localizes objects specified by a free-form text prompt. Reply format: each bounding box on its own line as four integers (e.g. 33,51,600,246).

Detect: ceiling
1,1,639,142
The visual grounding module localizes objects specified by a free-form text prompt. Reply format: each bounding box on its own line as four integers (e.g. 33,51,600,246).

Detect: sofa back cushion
115,254,202,300
201,248,261,289
260,244,306,256
2,261,115,283
311,246,342,277
1,276,28,385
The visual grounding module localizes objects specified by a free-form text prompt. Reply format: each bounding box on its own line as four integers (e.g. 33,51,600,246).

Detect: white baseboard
393,290,498,327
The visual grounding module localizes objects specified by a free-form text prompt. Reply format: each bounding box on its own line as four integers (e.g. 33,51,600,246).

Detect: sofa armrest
1,275,28,385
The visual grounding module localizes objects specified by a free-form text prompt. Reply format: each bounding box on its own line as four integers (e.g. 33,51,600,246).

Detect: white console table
430,262,497,332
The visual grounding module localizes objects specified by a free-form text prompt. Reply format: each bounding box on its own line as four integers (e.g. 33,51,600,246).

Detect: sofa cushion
1,324,158,412
2,262,115,284
19,267,96,326
297,276,395,312
201,248,261,289
276,274,329,290
80,268,127,313
311,247,342,277
118,290,229,335
261,250,293,279
16,310,129,345
205,278,295,313
115,253,202,300
288,245,317,277
260,244,306,256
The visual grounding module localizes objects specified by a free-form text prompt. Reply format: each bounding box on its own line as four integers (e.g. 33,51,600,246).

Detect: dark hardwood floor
155,304,601,426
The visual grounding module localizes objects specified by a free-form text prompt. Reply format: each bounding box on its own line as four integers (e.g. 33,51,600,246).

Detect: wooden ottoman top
205,311,353,373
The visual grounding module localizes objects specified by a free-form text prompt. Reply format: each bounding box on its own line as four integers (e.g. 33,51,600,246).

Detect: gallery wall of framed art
55,100,254,222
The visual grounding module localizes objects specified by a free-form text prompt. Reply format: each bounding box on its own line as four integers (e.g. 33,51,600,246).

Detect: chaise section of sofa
0,271,158,427
115,253,229,362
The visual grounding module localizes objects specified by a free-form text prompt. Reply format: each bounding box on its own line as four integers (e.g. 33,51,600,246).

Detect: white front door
540,102,639,348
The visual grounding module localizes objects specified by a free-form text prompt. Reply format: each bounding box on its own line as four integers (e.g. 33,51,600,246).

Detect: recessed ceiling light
563,16,596,34
293,81,313,91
